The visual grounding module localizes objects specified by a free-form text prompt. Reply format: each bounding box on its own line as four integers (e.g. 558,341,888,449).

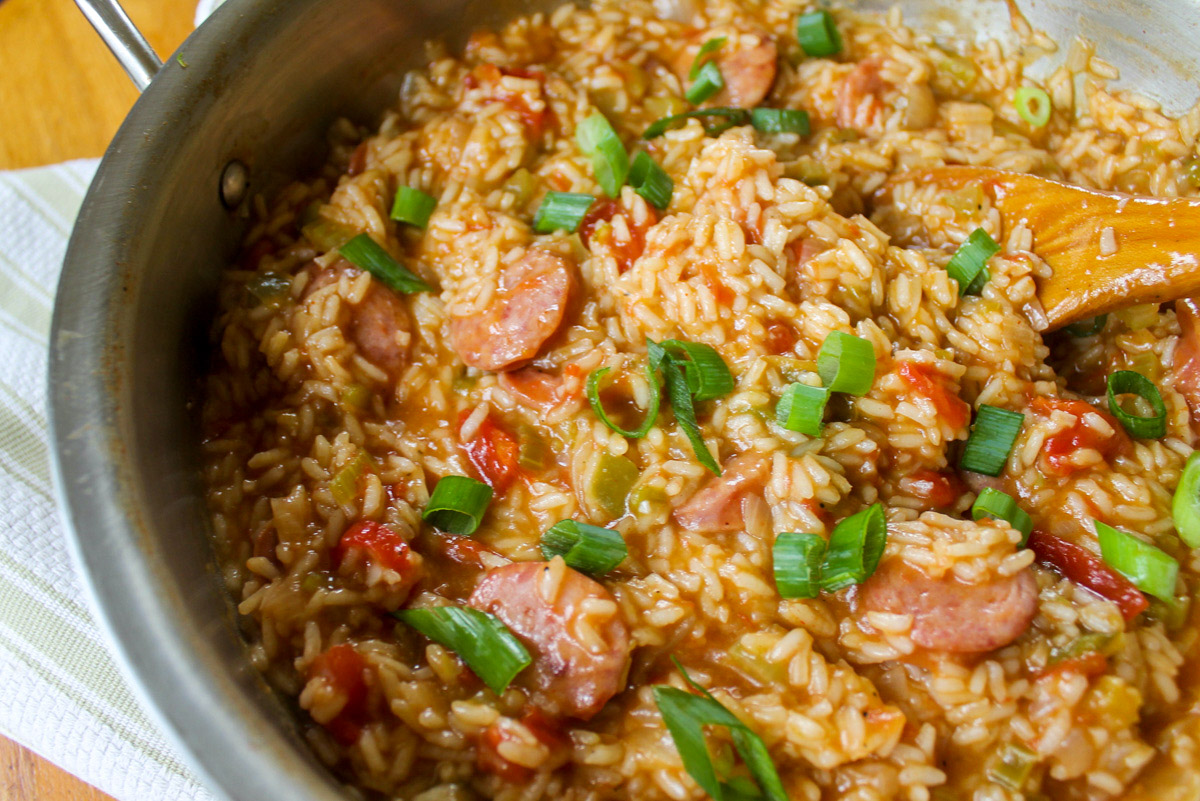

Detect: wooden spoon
880,166,1200,331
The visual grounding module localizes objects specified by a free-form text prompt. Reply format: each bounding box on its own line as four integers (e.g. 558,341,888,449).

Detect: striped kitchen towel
0,160,214,800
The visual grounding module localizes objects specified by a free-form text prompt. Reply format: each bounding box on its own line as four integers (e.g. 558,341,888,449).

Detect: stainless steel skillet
48,1,1200,800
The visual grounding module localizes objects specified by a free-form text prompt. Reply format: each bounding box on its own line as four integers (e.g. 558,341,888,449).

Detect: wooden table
0,0,195,796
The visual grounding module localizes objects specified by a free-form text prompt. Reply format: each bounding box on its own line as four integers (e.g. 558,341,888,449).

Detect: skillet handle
73,0,162,92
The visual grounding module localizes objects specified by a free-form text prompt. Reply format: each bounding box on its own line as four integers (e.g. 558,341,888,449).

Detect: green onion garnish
540,520,627,575
689,37,727,80
422,475,493,535
628,151,674,210
338,233,432,294
661,358,721,475
820,503,886,592
1171,451,1200,548
817,330,876,396
392,606,530,694
945,228,1000,296
1095,520,1179,603
586,364,661,438
390,186,437,228
576,113,629,199
750,108,811,136
795,10,843,58
960,405,1024,476
775,382,829,436
1106,370,1167,439
1014,86,1052,127
971,487,1033,546
686,60,725,105
773,531,825,599
1063,315,1108,337
653,659,788,801
643,108,750,139
533,192,595,234
652,340,734,402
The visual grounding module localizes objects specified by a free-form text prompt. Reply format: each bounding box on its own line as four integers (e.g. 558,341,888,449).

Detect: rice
200,1,1200,799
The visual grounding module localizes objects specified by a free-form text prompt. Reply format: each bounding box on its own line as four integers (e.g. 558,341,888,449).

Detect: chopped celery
728,639,788,686
1115,302,1159,331
1047,633,1113,666
518,424,549,471
645,96,687,122
503,168,536,208
300,573,327,592
589,451,639,519
986,742,1036,791
1085,676,1141,728
931,47,979,93
1146,593,1190,632
302,217,357,252
1183,156,1200,189
944,185,984,216
246,272,292,310
783,157,829,186
627,483,669,511
1124,349,1162,382
340,383,371,410
331,453,374,505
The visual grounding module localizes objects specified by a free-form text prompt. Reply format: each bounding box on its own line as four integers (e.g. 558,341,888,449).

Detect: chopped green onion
960,405,1024,476
750,108,811,136
422,475,493,535
661,358,721,475
986,742,1037,791
775,382,829,437
577,113,629,198
586,364,661,438
945,228,1000,296
773,532,826,599
1106,370,1167,439
795,10,843,58
1095,520,1179,603
820,503,886,592
971,487,1033,546
643,108,750,139
1063,314,1108,337
653,340,734,402
686,60,725,105
339,234,432,294
1014,86,1052,127
689,37,727,80
540,520,627,575
653,659,787,801
1171,451,1200,548
817,331,876,396
628,151,674,210
533,192,594,233
390,186,437,227
392,606,530,694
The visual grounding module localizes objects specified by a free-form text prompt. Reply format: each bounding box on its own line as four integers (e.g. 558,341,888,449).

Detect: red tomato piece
347,142,368,176
765,320,799,355
1040,650,1108,680
899,469,966,510
460,411,522,492
1027,530,1148,620
334,521,417,575
580,199,656,274
1030,397,1132,477
309,643,369,745
477,709,569,782
897,361,971,430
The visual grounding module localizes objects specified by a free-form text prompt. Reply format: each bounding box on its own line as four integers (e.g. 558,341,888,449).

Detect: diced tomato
897,361,971,430
334,521,417,575
899,469,966,510
765,320,799,355
1039,650,1108,680
1027,530,1148,620
438,533,490,567
580,199,657,274
309,644,369,745
347,142,368,176
698,262,735,306
477,709,569,782
460,411,521,492
1030,397,1132,477
464,63,549,137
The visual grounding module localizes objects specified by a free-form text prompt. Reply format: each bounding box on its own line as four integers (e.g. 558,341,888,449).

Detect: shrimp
468,561,631,719
674,454,771,533
450,249,575,372
859,559,1038,653
837,57,888,130
498,365,584,416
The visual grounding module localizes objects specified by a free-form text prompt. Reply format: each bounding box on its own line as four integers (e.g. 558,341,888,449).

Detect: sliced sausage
305,260,412,378
859,559,1038,653
450,249,575,372
468,561,630,719
713,36,778,109
498,365,583,416
674,453,770,533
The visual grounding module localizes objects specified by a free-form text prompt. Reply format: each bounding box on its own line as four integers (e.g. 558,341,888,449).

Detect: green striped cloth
0,160,212,800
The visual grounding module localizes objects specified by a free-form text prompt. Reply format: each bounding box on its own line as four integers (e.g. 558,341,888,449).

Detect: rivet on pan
220,160,249,209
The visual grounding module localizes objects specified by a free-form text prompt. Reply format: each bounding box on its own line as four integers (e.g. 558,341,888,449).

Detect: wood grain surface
0,0,194,796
